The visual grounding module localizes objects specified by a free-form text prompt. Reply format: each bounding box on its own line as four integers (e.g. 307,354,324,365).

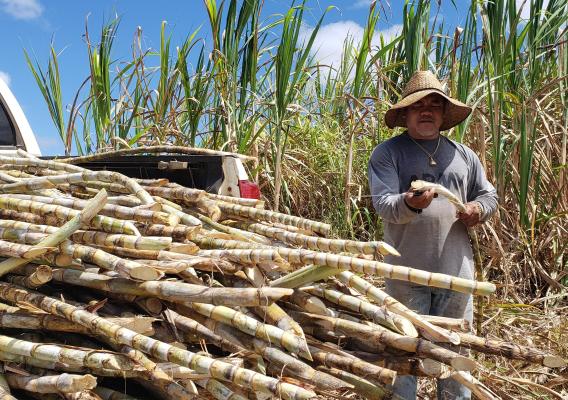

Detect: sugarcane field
0,0,566,399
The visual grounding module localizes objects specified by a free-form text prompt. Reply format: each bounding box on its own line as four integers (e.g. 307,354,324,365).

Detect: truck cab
0,78,259,199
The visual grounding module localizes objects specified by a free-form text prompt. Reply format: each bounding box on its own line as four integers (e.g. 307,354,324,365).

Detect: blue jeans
385,279,473,400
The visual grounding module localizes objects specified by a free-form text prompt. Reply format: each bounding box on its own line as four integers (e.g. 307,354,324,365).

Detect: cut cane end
128,265,163,281
258,287,294,304
377,241,400,257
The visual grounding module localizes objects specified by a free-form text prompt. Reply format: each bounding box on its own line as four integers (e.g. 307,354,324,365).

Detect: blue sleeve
368,144,418,224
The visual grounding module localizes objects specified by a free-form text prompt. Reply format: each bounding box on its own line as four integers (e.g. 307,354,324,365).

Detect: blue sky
0,0,532,155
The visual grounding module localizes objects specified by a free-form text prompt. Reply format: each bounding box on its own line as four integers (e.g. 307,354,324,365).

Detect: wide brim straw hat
385,70,472,131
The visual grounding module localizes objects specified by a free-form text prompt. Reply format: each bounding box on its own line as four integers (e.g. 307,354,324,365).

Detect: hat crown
401,70,445,98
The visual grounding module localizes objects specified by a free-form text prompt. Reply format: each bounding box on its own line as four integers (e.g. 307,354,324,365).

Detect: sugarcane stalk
290,290,331,315
193,215,270,244
0,197,139,236
449,371,500,400
308,345,397,386
455,331,566,367
270,265,341,288
193,235,272,250
3,194,178,225
206,192,264,208
230,221,399,256
6,264,52,288
5,372,96,393
336,271,461,344
0,239,53,259
218,202,331,236
0,170,154,206
161,203,201,227
272,248,496,296
44,268,291,307
0,155,84,174
305,286,418,337
0,334,141,371
420,315,471,332
197,378,248,400
0,190,107,278
182,308,349,391
138,186,206,204
291,312,476,371
0,372,16,400
140,224,198,241
317,366,393,400
198,249,289,270
0,283,316,400
348,351,449,377
188,302,312,360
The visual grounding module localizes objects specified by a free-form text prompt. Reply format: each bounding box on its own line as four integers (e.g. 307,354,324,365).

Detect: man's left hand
457,202,482,227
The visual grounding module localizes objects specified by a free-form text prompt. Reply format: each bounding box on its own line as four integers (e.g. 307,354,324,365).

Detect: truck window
0,101,16,146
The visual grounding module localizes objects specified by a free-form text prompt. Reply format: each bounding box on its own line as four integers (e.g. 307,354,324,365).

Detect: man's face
404,94,445,139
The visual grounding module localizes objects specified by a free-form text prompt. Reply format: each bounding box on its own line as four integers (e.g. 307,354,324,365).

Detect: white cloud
353,0,373,9
0,0,43,20
301,20,402,67
0,71,11,87
516,0,549,20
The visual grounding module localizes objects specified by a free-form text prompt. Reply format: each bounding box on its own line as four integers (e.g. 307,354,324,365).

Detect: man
368,70,498,399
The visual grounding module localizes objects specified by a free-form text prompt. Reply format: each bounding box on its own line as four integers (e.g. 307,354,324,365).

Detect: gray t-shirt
368,132,498,280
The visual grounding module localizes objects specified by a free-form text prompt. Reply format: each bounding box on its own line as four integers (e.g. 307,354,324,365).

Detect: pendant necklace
409,135,441,166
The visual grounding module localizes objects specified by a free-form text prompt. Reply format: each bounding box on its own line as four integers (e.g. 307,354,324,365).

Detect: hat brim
384,89,472,131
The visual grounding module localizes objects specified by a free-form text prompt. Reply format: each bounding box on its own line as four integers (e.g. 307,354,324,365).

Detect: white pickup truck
0,78,260,199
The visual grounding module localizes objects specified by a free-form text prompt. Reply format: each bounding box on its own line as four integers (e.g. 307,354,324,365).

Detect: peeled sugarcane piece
305,286,418,337
189,302,312,360
411,180,467,212
207,192,264,208
197,378,247,400
0,284,317,400
6,264,52,288
273,248,496,296
140,224,198,241
420,315,471,332
292,311,476,371
231,221,400,256
308,345,397,386
0,197,139,236
217,202,331,236
5,372,96,394
317,366,393,400
337,271,461,344
4,194,178,226
93,386,143,400
450,371,500,400
0,190,107,276
48,268,291,307
0,334,141,371
0,239,52,259
455,331,566,367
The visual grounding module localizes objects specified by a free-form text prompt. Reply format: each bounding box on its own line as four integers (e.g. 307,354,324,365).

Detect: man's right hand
404,188,436,210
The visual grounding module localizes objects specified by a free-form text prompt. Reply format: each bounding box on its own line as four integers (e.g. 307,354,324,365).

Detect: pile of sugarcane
0,148,564,400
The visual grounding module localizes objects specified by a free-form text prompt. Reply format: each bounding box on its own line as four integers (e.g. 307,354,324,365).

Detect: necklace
408,135,441,166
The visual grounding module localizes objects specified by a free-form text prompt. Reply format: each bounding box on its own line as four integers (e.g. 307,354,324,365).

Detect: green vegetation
26,0,567,297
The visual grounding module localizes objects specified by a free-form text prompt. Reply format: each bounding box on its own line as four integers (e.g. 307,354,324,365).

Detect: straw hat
385,70,472,130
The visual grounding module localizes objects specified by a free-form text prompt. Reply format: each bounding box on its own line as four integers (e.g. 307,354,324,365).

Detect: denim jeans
385,279,473,400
